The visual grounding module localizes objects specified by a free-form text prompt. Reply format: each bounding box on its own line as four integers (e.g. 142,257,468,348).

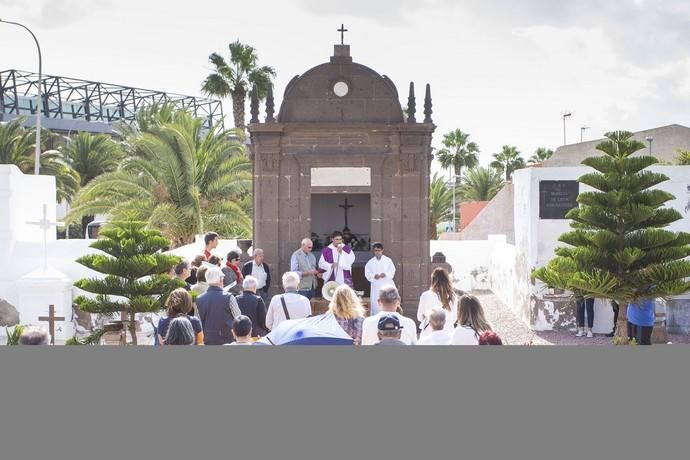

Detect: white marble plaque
311,167,371,187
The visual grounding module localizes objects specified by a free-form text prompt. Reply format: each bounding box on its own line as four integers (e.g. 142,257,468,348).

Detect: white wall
0,165,60,305
509,165,690,331
431,238,499,291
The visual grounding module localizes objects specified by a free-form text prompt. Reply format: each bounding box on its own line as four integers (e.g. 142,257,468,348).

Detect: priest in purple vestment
318,231,356,287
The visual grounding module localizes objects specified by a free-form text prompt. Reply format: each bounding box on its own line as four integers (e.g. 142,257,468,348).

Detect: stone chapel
247,42,435,314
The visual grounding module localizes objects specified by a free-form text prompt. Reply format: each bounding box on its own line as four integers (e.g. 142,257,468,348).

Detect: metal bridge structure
0,69,224,134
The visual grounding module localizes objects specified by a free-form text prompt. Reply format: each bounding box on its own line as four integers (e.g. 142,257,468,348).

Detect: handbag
280,295,291,320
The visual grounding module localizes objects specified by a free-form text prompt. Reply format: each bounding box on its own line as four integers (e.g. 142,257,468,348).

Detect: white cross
26,204,63,270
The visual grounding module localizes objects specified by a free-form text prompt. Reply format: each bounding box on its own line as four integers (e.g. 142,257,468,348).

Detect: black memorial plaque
539,180,579,219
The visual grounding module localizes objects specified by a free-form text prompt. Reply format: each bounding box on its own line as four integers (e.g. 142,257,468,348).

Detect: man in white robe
318,231,355,287
364,243,396,315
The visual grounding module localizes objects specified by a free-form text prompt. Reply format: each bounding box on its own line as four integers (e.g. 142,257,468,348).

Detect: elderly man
242,248,271,305
375,314,407,346
362,285,418,345
197,266,242,345
265,272,313,330
235,276,269,337
290,238,320,299
418,309,452,345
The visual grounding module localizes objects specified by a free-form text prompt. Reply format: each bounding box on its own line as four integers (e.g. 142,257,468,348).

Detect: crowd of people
14,230,656,346
153,231,504,346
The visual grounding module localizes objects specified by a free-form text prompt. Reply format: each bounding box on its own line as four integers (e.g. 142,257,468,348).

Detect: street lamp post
0,19,42,174
646,136,654,156
449,174,460,232
580,126,589,143
562,112,572,145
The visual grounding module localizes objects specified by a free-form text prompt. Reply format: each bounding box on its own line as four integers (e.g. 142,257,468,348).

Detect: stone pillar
398,127,434,315
249,126,283,298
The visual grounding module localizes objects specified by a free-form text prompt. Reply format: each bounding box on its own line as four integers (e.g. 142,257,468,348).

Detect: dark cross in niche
339,198,354,228
38,304,65,345
338,24,348,45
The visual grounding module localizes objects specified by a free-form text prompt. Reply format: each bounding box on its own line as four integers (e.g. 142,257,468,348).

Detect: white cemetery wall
430,239,496,291
512,165,690,332
488,235,527,324
0,165,59,309
0,165,57,246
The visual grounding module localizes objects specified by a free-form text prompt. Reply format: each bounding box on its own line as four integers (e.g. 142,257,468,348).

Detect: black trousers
576,298,595,329
611,301,619,333
627,322,653,345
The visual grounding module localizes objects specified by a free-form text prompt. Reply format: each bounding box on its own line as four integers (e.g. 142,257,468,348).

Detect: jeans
576,298,594,329
298,289,314,300
627,322,653,345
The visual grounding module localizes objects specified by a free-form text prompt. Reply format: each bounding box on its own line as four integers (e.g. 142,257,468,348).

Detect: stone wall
505,165,690,332
459,183,515,244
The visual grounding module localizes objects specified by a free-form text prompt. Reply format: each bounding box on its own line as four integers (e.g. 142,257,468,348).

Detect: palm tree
60,132,125,234
0,117,79,203
66,110,252,247
429,173,454,240
61,132,124,187
201,40,276,129
458,166,505,202
528,147,554,165
435,129,480,186
491,145,526,182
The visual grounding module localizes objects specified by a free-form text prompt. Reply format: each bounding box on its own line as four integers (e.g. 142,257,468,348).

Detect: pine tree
534,131,690,342
73,221,183,345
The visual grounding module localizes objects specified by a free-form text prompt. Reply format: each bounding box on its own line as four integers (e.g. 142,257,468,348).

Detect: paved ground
474,290,690,346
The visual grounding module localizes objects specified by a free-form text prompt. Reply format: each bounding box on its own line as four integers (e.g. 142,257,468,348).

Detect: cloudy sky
2,0,689,170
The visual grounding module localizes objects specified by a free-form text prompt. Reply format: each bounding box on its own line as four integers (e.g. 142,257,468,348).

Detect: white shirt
250,262,267,290
191,281,209,295
364,255,396,315
417,290,458,338
265,291,312,330
451,326,480,345
361,311,418,345
418,330,452,346
318,244,356,286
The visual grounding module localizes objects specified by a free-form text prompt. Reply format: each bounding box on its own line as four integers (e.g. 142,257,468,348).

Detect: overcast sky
2,0,689,171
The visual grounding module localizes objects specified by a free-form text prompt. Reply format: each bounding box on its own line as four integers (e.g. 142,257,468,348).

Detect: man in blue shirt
627,299,655,345
290,238,320,299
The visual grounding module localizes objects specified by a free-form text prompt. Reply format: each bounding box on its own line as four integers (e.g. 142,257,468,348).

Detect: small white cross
26,204,63,269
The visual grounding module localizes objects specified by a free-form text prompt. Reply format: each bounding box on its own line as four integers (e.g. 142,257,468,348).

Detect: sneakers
575,329,585,337
586,330,593,338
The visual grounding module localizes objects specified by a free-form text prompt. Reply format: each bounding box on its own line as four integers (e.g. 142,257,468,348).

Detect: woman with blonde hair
328,285,366,345
452,294,493,345
158,288,204,345
417,267,458,338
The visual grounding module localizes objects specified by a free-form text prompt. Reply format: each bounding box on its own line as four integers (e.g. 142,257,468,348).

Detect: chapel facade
247,43,435,314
